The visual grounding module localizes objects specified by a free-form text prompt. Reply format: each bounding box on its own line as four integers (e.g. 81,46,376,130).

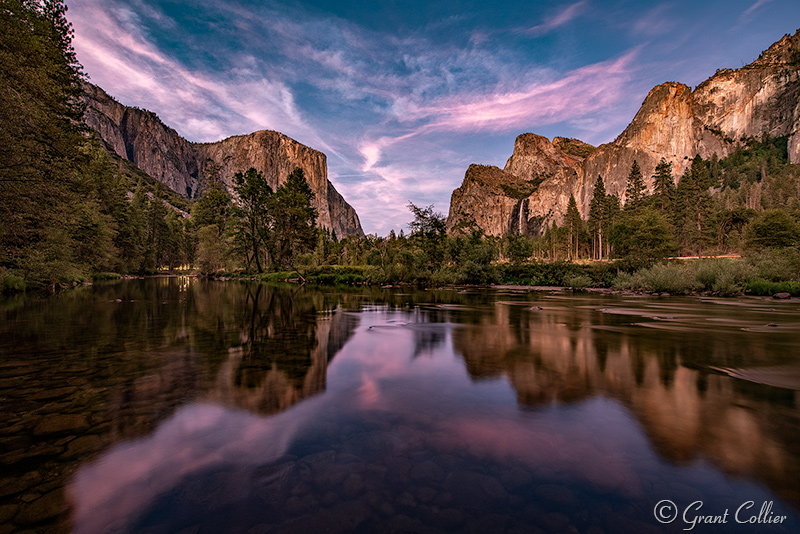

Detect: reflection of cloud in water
69,402,313,534
430,399,647,498
67,302,800,531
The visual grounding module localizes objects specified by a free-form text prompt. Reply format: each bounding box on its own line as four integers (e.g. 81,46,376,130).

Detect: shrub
564,274,593,289
1,271,27,293
744,278,800,296
694,259,753,295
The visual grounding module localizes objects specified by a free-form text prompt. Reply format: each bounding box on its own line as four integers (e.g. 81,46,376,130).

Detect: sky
67,0,800,235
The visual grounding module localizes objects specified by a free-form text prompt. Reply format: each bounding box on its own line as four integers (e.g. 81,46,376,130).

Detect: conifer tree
232,167,272,273
269,168,318,275
588,176,607,259
566,194,582,260
624,160,646,211
652,158,675,212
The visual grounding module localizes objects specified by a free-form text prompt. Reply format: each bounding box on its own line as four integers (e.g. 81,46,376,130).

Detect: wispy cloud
524,0,589,35
399,50,638,133
741,0,775,21
632,4,677,36
71,1,313,144
69,0,649,234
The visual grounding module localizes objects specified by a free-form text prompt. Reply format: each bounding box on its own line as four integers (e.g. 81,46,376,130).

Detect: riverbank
4,251,799,298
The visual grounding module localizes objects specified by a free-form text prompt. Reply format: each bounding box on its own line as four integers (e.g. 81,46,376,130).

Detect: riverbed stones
0,472,42,498
444,470,508,509
409,459,444,482
0,504,18,523
534,483,578,508
62,434,102,459
341,473,365,499
27,387,78,402
12,490,66,525
32,414,89,436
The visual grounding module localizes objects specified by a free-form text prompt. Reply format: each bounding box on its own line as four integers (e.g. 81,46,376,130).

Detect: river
1,278,799,533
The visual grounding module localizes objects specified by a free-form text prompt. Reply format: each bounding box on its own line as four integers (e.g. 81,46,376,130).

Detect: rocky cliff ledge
448,29,800,235
83,84,363,237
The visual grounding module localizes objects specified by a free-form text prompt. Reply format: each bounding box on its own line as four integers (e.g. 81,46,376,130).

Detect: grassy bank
280,250,798,296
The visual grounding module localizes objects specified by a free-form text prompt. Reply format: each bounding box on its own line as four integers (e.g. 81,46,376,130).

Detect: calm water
1,279,800,534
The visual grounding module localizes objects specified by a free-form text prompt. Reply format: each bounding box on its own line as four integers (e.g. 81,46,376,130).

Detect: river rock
409,460,444,482
341,473,365,499
13,490,66,525
27,387,78,401
62,434,103,459
0,472,42,498
0,505,18,524
534,483,578,507
32,414,89,436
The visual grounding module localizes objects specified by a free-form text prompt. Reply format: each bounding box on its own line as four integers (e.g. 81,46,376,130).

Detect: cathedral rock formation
447,29,800,236
83,84,364,237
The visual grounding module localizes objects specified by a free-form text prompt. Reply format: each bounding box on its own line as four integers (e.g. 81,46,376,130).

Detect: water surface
1,279,799,533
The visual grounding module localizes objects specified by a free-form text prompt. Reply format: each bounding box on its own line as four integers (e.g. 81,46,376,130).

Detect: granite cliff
447,29,800,236
83,84,364,237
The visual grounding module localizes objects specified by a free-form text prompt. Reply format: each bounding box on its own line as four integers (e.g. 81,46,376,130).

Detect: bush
92,272,122,281
1,271,27,293
564,274,593,289
613,262,695,293
745,249,800,281
744,278,800,296
694,259,753,295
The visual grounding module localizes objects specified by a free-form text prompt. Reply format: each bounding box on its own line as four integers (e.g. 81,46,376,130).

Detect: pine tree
604,194,621,258
652,158,675,212
624,160,646,211
566,194,582,260
588,176,607,259
232,168,272,273
269,168,318,276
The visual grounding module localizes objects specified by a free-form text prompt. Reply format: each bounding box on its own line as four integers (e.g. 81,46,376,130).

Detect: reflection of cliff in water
109,282,359,428
452,297,800,507
0,280,359,534
209,289,358,415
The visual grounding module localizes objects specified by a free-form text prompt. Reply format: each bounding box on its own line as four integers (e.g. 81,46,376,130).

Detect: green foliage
587,175,607,259
566,194,582,260
651,158,675,212
0,1,191,288
500,178,545,199
407,203,447,269
268,168,318,271
232,167,273,273
624,160,646,211
504,232,534,263
564,274,593,289
744,279,800,296
745,209,800,249
613,262,696,294
610,209,677,260
1,270,27,293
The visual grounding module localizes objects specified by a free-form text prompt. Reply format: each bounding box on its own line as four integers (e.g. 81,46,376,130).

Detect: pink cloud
402,49,639,134
525,1,589,36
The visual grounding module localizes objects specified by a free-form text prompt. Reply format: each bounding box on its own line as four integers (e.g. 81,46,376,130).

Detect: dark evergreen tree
652,158,675,212
232,168,272,273
588,176,607,259
624,160,647,212
566,194,582,260
268,168,318,275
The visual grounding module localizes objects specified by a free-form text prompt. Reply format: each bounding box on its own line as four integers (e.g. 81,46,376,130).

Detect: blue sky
68,0,800,235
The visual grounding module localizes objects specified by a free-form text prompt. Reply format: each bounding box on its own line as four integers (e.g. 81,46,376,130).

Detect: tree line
538,136,800,263
2,0,799,292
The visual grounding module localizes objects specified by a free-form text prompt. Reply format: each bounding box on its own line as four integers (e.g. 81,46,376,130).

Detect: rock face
448,29,800,235
83,84,364,237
